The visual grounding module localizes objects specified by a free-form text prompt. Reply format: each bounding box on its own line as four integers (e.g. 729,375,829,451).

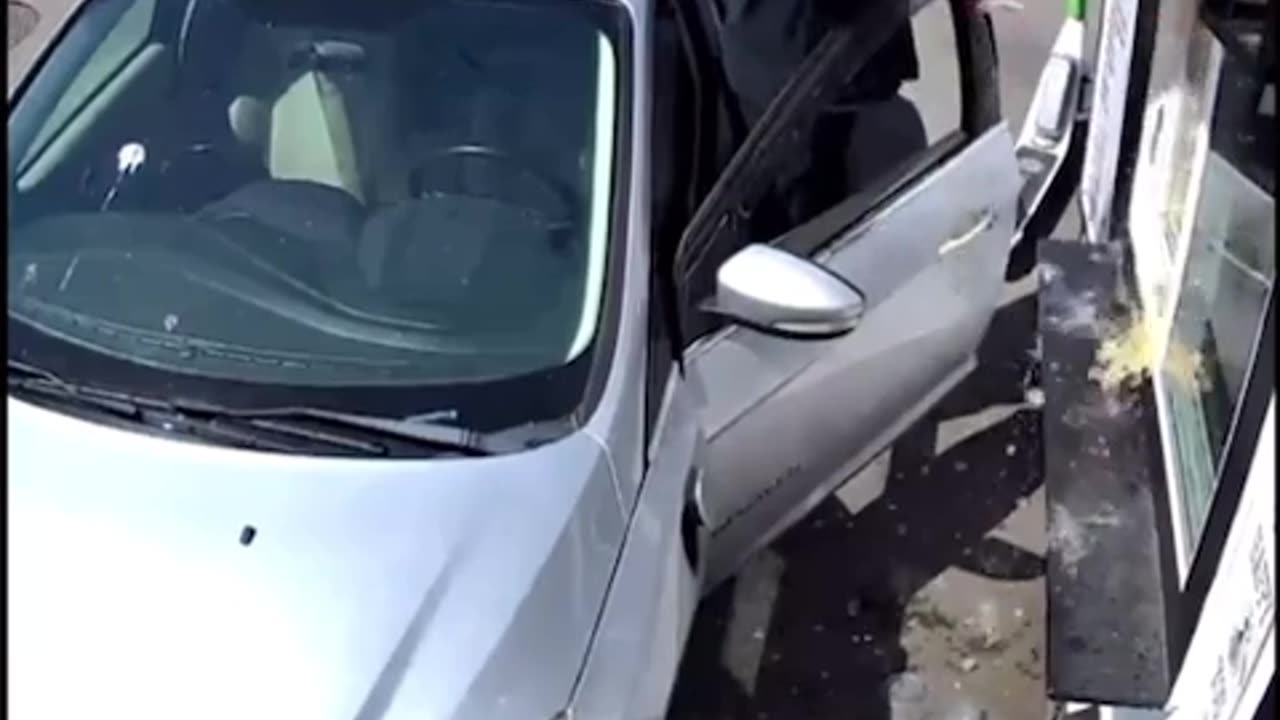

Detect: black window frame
1199,0,1275,195
644,0,729,452
1200,0,1275,63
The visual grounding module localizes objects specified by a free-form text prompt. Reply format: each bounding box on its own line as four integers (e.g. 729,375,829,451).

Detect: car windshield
8,0,628,431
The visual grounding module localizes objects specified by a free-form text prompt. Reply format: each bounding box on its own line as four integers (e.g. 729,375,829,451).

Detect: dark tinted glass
9,0,622,395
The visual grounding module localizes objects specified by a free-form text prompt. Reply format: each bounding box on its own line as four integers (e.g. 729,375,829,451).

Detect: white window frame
1125,15,1250,582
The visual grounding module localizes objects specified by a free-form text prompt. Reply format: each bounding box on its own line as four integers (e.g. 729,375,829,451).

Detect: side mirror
705,244,865,339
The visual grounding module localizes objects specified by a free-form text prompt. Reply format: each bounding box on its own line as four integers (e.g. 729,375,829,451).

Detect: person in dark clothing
717,0,925,226
718,0,919,123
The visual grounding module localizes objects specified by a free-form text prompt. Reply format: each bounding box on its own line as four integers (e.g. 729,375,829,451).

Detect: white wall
1163,397,1275,720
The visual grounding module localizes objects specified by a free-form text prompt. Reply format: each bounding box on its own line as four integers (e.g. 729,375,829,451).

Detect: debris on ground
1025,386,1046,408
846,597,862,617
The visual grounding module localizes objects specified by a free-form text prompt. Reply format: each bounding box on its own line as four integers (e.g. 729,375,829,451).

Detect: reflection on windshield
8,0,620,394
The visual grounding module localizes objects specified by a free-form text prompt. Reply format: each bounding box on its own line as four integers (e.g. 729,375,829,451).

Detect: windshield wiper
173,401,501,457
7,359,516,457
9,360,341,453
8,359,146,416
199,405,576,457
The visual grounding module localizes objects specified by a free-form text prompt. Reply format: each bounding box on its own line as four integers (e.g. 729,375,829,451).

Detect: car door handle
939,209,996,256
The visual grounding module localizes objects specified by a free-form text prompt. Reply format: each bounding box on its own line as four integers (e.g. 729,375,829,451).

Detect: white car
7,0,1077,718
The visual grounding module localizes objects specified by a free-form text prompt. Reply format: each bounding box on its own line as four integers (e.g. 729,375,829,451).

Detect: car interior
9,0,616,374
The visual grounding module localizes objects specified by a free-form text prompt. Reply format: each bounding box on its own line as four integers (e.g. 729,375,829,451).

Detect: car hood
8,398,625,720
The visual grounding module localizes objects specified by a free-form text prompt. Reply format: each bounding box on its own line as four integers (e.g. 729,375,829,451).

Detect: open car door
675,0,1037,585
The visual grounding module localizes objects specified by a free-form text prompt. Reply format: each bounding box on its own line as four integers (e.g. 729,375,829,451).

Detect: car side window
19,0,160,172
673,0,998,342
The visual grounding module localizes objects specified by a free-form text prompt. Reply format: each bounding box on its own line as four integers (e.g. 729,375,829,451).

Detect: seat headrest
227,95,268,148
265,70,365,202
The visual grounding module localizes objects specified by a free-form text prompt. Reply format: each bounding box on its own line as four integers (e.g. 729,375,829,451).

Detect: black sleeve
841,22,919,102
718,0,920,119
717,0,824,124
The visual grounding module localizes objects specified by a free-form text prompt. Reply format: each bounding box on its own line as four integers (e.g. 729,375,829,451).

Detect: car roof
6,0,646,100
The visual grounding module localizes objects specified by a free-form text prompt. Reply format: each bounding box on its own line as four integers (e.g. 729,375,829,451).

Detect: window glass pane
1162,149,1274,553
1205,2,1275,197
1162,24,1220,256
898,0,961,146
9,0,624,404
21,0,159,170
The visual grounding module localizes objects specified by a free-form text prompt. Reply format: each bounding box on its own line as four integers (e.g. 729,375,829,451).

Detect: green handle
1066,0,1085,20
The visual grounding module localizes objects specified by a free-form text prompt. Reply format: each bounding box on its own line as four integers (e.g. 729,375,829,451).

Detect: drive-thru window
1044,0,1274,717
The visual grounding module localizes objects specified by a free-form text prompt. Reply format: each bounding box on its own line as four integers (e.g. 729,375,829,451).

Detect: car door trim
769,131,966,258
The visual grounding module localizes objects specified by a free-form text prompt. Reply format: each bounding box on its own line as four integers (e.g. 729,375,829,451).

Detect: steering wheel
408,144,580,245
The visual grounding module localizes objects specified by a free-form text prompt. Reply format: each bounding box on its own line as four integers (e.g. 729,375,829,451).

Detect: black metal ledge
1039,239,1174,707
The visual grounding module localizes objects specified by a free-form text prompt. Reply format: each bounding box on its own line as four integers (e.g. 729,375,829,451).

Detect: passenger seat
227,66,365,204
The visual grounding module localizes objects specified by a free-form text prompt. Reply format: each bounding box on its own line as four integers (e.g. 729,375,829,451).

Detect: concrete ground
669,2,1069,718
